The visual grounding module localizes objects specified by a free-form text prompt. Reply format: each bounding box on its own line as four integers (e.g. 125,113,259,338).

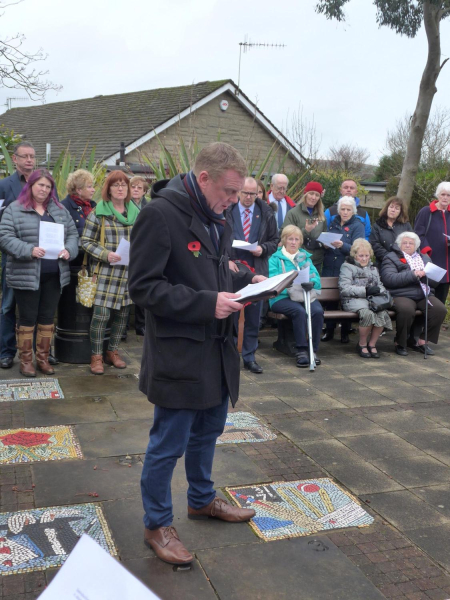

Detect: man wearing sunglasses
226,177,279,373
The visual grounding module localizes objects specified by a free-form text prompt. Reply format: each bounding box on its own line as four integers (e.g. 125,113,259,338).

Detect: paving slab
23,395,118,426
349,375,399,389
268,416,332,442
329,389,396,408
366,409,441,433
243,397,296,415
362,490,450,531
57,373,139,397
411,483,450,519
32,456,142,506
372,454,450,487
300,439,404,494
414,404,450,426
75,419,152,458
377,384,436,404
108,393,154,421
340,432,426,461
197,536,386,600
123,557,218,600
279,392,348,412
400,428,450,465
315,414,387,437
406,523,450,572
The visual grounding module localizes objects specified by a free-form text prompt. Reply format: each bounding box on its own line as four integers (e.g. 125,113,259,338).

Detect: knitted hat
304,181,323,194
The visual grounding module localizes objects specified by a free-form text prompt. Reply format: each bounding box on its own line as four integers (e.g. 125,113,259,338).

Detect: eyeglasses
241,191,257,197
14,153,36,160
274,186,287,192
111,183,128,189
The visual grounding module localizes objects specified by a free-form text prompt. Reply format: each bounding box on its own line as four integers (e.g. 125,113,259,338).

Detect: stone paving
0,325,449,599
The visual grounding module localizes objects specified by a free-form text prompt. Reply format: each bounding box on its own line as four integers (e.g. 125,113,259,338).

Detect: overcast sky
1,0,449,164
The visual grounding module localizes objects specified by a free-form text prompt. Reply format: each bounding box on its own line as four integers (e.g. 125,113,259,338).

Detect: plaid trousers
90,305,130,355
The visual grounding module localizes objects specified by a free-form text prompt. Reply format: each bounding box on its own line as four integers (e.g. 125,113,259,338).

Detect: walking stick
424,275,429,360
301,282,316,371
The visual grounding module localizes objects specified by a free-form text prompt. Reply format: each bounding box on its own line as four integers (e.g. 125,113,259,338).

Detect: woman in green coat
282,181,326,271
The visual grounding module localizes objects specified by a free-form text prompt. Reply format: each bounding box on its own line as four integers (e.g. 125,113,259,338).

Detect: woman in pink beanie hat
282,181,327,271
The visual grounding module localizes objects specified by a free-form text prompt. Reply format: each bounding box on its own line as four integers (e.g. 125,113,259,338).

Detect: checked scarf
183,171,225,253
71,194,94,218
403,251,431,302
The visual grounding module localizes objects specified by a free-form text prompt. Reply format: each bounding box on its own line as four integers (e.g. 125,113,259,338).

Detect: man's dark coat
226,198,279,276
128,174,253,411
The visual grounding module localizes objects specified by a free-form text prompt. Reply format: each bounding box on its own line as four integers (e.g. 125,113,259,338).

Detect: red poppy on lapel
400,258,407,264
344,227,349,231
188,241,201,257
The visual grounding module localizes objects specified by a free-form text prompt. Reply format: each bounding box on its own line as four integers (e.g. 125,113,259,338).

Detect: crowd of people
0,140,448,567
0,141,449,379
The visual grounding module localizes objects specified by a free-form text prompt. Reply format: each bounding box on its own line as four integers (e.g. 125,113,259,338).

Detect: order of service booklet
38,534,160,600
236,270,299,303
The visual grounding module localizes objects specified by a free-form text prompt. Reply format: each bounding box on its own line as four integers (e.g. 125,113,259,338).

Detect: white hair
337,196,357,215
435,181,450,198
396,231,421,251
271,173,288,186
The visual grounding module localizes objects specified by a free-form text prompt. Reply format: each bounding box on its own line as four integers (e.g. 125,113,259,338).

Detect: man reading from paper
129,143,266,566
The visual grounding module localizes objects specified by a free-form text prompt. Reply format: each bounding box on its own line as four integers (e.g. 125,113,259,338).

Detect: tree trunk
397,1,443,207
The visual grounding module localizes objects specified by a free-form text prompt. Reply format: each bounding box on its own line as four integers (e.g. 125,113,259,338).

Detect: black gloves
366,285,380,296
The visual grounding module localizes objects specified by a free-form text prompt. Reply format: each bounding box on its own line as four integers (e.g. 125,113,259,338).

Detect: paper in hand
294,266,310,284
38,534,160,600
424,262,447,282
115,238,130,265
317,232,343,248
236,271,297,303
0,199,4,211
232,240,259,252
38,222,64,259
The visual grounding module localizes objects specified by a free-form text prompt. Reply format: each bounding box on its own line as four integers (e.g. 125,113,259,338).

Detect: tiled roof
0,80,230,164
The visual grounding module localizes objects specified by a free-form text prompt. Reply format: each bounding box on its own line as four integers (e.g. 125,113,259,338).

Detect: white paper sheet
38,222,64,259
317,232,343,249
294,266,310,284
0,199,4,211
232,240,259,252
424,262,447,282
115,238,130,265
236,271,294,302
38,534,160,600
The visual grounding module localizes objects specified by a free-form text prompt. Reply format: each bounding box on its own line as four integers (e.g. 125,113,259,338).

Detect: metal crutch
423,276,429,360
302,282,316,371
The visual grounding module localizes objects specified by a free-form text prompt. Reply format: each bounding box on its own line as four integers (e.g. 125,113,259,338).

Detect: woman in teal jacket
269,224,324,367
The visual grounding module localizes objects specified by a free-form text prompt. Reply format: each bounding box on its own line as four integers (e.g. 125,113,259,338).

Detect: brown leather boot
104,349,126,369
36,324,55,375
90,354,104,375
16,325,36,377
188,497,255,522
144,526,193,565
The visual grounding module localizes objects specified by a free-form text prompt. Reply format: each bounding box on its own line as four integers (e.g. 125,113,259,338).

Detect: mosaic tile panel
0,379,64,403
226,478,374,541
0,504,115,576
0,426,82,465
217,412,277,445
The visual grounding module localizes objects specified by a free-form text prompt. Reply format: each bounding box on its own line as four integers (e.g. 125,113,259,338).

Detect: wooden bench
267,276,421,357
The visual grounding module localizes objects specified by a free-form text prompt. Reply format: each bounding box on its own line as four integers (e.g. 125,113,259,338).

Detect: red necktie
243,208,251,242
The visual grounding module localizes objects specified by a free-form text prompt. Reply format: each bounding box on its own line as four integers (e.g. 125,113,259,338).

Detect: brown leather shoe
36,324,55,375
90,354,104,375
16,325,36,378
188,497,255,522
104,350,126,369
144,526,193,565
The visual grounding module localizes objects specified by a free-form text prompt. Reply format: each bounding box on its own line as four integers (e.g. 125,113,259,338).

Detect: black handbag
368,290,393,312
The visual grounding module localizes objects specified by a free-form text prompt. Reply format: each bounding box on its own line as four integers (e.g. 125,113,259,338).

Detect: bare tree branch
326,143,370,172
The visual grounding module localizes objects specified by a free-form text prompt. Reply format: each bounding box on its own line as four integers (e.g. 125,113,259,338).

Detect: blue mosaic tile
217,411,276,444
0,379,64,402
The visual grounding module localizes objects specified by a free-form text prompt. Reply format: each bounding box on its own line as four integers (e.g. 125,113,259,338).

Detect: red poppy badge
188,241,201,258
344,227,349,232
400,258,407,264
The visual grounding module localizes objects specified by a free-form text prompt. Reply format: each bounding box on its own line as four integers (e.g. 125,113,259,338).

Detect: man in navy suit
267,173,295,230
227,177,279,373
0,142,36,368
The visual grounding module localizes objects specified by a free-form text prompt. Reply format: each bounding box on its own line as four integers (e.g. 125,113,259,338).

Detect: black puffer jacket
369,217,413,267
380,245,433,300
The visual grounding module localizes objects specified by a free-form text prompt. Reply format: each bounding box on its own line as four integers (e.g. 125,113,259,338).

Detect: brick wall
126,92,299,175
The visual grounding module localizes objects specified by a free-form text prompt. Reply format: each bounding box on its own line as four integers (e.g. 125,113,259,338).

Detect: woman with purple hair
0,169,78,377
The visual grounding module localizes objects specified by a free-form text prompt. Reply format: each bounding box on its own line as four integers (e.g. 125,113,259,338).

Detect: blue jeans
272,297,324,352
141,386,229,530
0,254,16,359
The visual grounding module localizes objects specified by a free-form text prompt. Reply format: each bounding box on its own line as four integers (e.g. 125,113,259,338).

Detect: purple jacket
414,200,450,283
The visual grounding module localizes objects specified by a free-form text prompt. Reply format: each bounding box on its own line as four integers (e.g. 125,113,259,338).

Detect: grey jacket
0,199,79,290
339,257,386,312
